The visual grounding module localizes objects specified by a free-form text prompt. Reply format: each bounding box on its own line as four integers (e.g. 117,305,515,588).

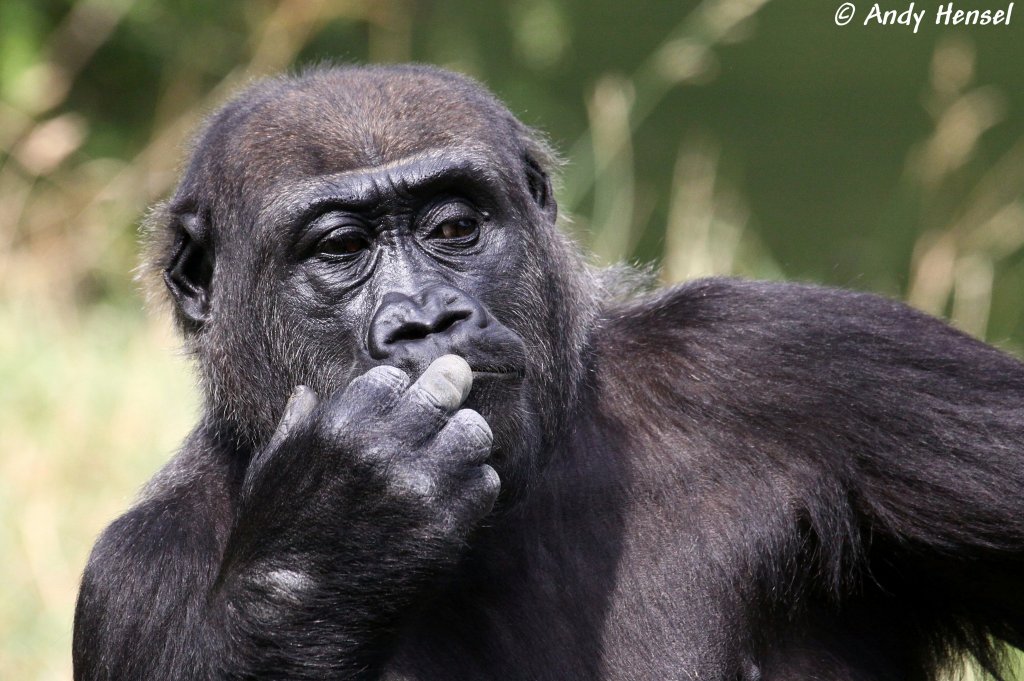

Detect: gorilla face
266,149,540,484
156,67,590,498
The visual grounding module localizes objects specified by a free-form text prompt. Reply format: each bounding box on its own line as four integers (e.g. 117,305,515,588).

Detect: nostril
383,309,471,347
385,321,432,346
432,309,471,335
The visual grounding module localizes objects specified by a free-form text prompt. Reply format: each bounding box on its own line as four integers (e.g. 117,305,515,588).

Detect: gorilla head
145,65,596,498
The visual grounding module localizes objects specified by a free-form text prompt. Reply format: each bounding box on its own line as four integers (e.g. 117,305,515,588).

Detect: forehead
190,68,518,195
258,147,508,225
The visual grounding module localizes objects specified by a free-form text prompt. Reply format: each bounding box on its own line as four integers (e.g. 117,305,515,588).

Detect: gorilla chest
382,503,749,680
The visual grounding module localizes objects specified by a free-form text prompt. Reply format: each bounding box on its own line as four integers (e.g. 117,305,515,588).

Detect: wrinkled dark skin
74,65,1024,681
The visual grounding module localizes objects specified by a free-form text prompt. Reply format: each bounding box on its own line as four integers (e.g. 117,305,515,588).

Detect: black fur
74,65,1024,681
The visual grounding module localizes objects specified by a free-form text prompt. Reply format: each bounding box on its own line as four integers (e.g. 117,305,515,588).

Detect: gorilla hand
193,355,501,675
207,356,500,673
230,355,501,574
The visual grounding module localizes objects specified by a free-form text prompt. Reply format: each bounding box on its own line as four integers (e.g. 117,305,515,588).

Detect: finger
425,462,500,533
342,365,412,415
456,463,501,520
245,386,319,491
265,385,319,452
392,355,473,435
473,464,501,501
410,355,473,411
429,408,493,465
321,365,411,426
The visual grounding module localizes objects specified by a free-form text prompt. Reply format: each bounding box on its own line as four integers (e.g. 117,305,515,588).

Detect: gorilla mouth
373,322,528,385
471,368,525,380
455,336,528,382
465,364,526,415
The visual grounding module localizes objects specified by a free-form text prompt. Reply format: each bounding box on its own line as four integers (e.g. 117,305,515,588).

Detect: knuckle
361,365,410,392
454,466,500,519
456,464,501,503
478,464,501,495
344,366,409,410
408,384,446,412
387,466,438,500
405,464,501,535
410,371,464,411
454,409,493,447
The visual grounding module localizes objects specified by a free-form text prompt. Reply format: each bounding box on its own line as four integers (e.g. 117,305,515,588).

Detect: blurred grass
0,302,197,679
2,0,1024,678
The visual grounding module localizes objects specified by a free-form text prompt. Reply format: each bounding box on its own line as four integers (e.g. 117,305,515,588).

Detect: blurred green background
3,0,1024,678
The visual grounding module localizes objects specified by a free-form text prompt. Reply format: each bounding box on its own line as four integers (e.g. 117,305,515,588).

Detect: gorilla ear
164,212,214,326
523,154,557,220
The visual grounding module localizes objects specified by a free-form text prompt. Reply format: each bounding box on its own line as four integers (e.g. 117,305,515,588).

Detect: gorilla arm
73,357,499,681
605,278,1024,664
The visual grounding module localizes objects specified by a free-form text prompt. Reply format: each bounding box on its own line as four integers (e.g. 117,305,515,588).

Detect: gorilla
73,65,1024,681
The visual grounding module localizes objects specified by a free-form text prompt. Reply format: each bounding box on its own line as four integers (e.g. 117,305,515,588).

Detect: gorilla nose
367,285,488,361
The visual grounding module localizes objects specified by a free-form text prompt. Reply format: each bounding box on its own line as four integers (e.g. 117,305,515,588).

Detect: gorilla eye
317,231,370,257
423,200,486,245
435,217,479,240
